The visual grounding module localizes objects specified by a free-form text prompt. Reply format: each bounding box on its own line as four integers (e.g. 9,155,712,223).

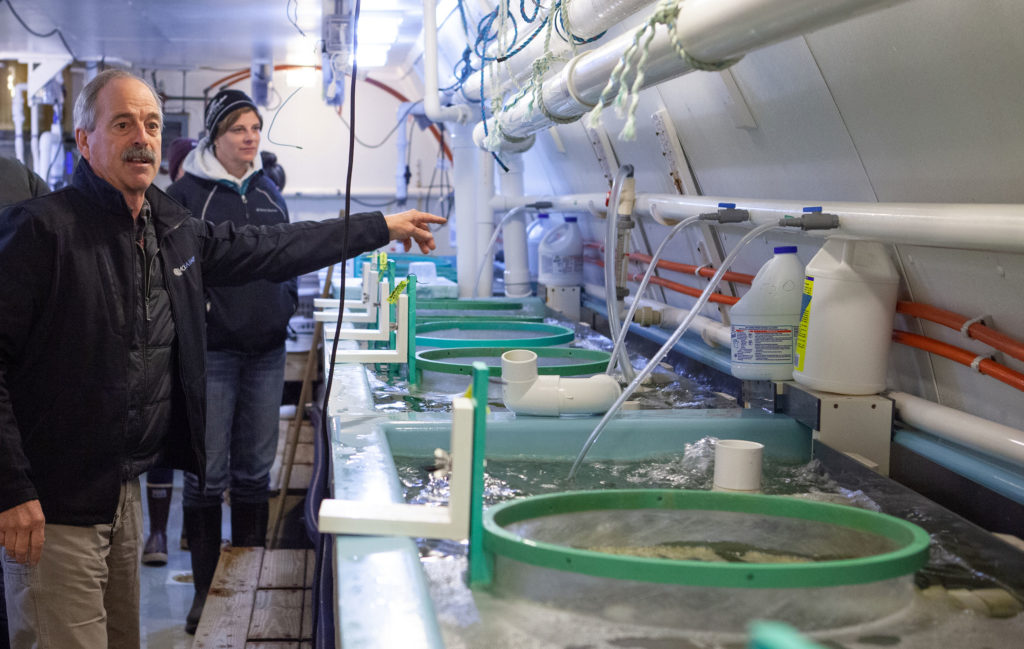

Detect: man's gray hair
73,69,164,132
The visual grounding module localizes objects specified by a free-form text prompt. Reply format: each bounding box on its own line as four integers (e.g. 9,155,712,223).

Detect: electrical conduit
569,221,780,480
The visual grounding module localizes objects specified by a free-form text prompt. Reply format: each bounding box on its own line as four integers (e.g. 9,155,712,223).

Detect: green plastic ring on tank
415,320,575,348
483,489,930,589
417,299,526,311
415,347,612,377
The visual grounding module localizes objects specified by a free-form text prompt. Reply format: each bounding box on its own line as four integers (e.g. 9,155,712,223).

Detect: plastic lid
774,246,798,254
537,213,549,218
564,216,577,222
802,206,822,213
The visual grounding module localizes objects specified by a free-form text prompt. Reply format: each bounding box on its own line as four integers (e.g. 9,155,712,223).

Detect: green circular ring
415,320,575,348
483,489,930,589
415,347,612,377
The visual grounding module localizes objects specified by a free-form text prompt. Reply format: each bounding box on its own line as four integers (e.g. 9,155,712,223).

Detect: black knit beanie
205,89,262,137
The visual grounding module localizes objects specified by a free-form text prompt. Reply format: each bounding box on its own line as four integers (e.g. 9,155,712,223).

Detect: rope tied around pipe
587,0,743,141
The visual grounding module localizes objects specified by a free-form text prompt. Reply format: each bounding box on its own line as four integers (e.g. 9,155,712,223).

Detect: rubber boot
183,505,223,635
231,501,269,547
142,483,172,566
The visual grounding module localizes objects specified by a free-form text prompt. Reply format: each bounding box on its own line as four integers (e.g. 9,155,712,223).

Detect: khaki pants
2,480,142,649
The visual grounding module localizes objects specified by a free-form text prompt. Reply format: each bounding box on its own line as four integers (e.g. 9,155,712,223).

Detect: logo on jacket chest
173,255,196,277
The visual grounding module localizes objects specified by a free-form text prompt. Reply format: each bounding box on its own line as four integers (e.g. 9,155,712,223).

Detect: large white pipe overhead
475,0,908,149
638,195,1024,254
889,392,1024,468
474,149,496,297
460,0,652,103
422,0,475,124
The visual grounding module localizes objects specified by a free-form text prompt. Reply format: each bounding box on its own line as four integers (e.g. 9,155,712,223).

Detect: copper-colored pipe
897,301,1024,364
585,255,739,305
893,330,1024,392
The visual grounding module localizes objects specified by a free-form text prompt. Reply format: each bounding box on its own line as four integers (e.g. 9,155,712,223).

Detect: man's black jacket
0,160,387,525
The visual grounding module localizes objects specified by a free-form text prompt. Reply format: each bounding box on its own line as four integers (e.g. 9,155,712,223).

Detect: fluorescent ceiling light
356,13,403,44
285,67,318,88
355,44,392,68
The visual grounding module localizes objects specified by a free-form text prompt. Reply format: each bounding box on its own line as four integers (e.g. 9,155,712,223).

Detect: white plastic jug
526,213,553,281
730,246,805,380
538,216,583,287
793,239,899,395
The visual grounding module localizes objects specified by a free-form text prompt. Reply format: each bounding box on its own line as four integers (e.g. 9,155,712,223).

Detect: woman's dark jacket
0,160,388,525
166,170,297,353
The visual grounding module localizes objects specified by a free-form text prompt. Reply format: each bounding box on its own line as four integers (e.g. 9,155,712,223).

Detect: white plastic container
730,246,804,380
792,239,899,395
526,213,553,281
538,216,583,287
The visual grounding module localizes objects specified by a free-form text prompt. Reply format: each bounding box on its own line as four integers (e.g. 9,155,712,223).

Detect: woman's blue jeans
183,345,286,508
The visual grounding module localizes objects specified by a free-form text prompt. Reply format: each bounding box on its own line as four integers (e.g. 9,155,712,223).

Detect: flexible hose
606,214,702,373
605,165,635,378
569,221,780,480
474,205,534,297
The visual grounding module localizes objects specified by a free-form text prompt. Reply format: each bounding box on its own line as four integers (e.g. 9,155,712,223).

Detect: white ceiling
0,0,427,72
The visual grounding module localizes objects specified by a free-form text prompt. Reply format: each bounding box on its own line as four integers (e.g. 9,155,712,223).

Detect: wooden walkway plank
248,589,305,640
258,549,309,589
193,547,264,648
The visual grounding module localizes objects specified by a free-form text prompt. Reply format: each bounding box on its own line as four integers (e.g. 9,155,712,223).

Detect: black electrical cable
312,1,361,645
2,0,77,60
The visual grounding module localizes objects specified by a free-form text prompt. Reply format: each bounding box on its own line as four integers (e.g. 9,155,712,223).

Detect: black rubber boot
183,505,223,635
231,501,269,547
142,483,172,566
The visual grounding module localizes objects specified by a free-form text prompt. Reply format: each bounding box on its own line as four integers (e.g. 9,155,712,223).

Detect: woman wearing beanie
166,89,310,634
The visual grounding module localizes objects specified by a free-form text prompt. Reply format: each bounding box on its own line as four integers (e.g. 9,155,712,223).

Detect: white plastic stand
330,293,409,364
314,263,381,323
317,280,393,342
318,396,474,539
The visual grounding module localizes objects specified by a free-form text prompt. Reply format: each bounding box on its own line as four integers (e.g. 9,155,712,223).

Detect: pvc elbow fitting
501,349,622,416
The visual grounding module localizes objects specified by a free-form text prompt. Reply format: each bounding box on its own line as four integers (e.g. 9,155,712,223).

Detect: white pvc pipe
624,296,731,348
713,440,764,492
501,349,622,416
889,391,1024,468
12,84,27,164
450,123,480,297
460,0,652,103
422,0,475,124
30,102,41,179
490,193,607,215
475,148,496,296
475,0,907,149
639,195,1024,254
499,155,531,298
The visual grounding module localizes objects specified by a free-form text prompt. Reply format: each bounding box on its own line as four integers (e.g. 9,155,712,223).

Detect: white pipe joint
501,349,622,416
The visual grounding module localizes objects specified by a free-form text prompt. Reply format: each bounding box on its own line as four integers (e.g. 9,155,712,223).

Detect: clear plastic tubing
570,221,780,480
606,213,704,374
604,165,635,380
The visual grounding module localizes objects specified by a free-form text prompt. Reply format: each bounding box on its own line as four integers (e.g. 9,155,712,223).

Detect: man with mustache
0,69,445,649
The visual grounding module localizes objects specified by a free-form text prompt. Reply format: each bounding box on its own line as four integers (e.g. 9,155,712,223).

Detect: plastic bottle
792,239,899,395
538,216,584,287
526,213,553,281
730,246,805,380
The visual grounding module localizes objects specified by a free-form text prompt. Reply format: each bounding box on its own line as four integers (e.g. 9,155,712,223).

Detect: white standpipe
12,84,27,164
501,349,622,416
30,101,41,179
475,149,496,296
498,155,531,298
421,0,474,124
450,123,480,297
713,440,764,493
